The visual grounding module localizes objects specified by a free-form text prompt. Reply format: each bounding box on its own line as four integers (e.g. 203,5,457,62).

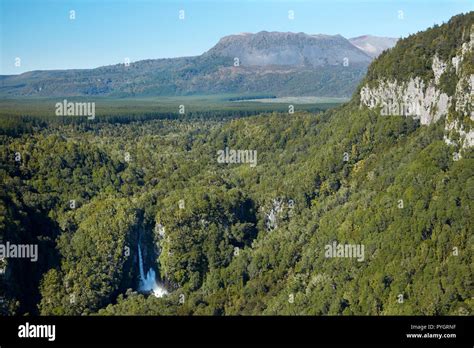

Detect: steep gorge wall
359,23,473,148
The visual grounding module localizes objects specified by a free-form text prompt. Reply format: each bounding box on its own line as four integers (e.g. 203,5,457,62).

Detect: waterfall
137,240,168,298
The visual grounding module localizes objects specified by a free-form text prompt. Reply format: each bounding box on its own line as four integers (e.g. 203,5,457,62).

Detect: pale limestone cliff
360,29,473,148
360,77,450,125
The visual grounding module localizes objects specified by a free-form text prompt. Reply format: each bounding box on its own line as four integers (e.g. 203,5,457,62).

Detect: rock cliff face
359,17,473,148
360,75,451,125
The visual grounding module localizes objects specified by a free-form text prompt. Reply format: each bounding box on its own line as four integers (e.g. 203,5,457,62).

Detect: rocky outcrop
263,198,295,231
360,29,474,148
432,54,448,84
360,76,450,125
445,31,474,148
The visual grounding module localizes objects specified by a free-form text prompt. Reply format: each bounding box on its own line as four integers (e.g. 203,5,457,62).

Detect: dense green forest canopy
1,103,472,315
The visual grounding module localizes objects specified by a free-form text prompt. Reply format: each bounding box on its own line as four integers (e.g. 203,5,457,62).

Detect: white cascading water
138,241,168,298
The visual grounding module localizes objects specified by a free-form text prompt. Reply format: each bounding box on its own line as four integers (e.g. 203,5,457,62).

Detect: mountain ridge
349,35,399,58
205,31,374,66
0,32,395,98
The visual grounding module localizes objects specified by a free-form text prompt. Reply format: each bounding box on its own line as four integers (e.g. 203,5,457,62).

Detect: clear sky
1,0,472,75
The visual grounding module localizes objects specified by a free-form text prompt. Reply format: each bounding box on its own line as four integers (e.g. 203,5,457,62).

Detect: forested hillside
0,13,472,316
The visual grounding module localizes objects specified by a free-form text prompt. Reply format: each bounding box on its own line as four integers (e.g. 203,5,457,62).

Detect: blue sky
1,0,472,75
